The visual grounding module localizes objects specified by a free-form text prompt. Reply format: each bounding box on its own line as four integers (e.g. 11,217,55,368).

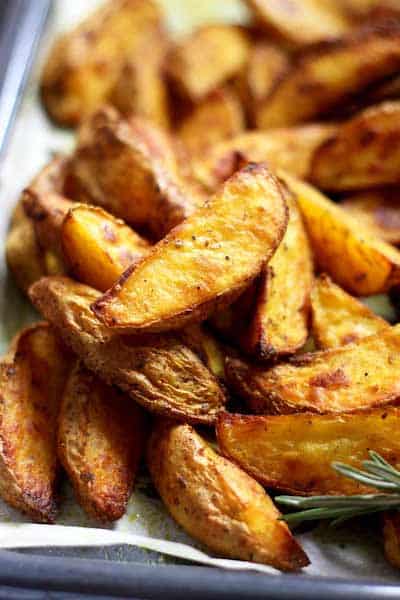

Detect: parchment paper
0,0,398,582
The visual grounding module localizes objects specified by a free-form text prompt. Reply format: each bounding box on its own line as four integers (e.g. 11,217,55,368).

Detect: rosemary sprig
276,451,400,526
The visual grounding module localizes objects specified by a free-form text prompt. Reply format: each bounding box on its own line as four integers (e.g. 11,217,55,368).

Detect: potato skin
217,409,400,495
311,274,389,350
147,421,309,571
40,0,165,126
310,101,400,191
226,325,400,415
93,164,289,334
383,512,400,569
282,172,400,295
0,323,72,522
61,204,150,292
58,362,146,522
29,277,226,424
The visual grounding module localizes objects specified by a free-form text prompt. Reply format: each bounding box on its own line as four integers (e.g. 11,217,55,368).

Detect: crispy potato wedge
311,275,389,349
383,512,400,569
341,189,400,245
29,277,226,424
180,324,226,380
177,88,244,157
40,0,165,126
93,164,289,334
281,173,400,295
166,25,250,102
147,421,309,571
225,325,400,415
65,108,204,240
194,124,337,191
256,24,400,129
245,0,349,47
310,102,400,191
59,361,146,522
0,323,72,522
217,408,400,495
61,204,150,292
242,191,313,359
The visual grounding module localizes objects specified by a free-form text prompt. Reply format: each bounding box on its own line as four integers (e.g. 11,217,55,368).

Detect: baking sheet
0,0,398,582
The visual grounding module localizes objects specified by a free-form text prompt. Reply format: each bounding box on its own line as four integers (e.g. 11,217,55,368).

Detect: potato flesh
93,164,288,333
256,25,400,128
217,409,400,495
59,362,145,522
29,277,226,424
311,275,389,349
282,173,400,295
147,421,309,571
310,102,400,191
226,324,400,414
0,323,71,521
341,189,400,245
62,204,150,292
166,26,250,102
243,192,313,358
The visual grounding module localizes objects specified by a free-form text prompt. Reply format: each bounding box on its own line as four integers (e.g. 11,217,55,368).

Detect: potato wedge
194,124,337,191
93,164,289,334
341,189,400,245
217,408,400,495
281,172,400,295
166,25,250,102
225,325,400,415
311,275,389,349
61,204,150,292
310,102,400,191
383,512,400,568
29,277,226,424
244,0,349,47
180,324,226,380
256,24,400,129
59,361,146,522
65,108,204,240
177,88,244,157
0,323,72,522
147,421,309,571
40,0,165,126
242,191,313,359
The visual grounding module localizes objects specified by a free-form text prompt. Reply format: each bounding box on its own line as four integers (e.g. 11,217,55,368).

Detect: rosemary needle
276,450,400,526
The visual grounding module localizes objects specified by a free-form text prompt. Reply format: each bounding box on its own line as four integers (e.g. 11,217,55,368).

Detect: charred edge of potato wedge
217,409,400,496
0,322,72,522
92,164,289,334
29,277,226,424
147,420,309,571
58,361,146,522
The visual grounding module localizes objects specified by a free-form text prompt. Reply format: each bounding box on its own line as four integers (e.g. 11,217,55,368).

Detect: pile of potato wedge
5,0,400,573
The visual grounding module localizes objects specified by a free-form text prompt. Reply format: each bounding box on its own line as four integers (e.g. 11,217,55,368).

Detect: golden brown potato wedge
177,88,244,157
29,277,226,424
93,164,289,334
166,25,250,102
65,107,204,240
0,322,72,522
311,274,389,349
58,361,146,522
40,0,165,126
383,512,400,569
282,173,400,295
217,408,400,495
180,324,226,380
310,102,400,191
194,124,337,191
147,421,309,571
245,0,349,47
256,24,400,129
241,190,313,359
61,204,150,292
341,189,400,245
225,325,400,415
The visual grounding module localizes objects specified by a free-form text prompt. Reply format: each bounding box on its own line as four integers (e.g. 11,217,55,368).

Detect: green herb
276,451,400,526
